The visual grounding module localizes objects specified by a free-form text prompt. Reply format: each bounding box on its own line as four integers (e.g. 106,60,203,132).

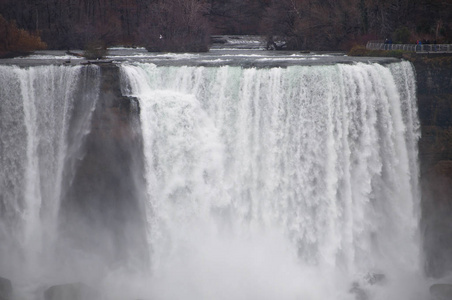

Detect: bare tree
0,0,450,50
138,0,211,52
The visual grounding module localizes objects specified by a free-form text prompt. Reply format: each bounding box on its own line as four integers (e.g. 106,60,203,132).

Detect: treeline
260,0,452,50
0,0,450,51
0,14,46,57
0,0,213,51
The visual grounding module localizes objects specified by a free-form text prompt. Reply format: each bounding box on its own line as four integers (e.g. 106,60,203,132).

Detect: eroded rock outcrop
59,63,149,273
412,54,452,278
44,283,97,300
0,277,12,300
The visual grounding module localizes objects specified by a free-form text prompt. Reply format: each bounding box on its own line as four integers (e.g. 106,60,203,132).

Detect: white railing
366,42,452,53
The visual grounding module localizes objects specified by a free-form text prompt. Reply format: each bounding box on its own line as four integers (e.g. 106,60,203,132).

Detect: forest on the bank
0,0,451,53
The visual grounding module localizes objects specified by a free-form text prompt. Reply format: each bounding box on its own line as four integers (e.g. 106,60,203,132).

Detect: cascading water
0,65,99,298
0,59,427,300
120,61,426,300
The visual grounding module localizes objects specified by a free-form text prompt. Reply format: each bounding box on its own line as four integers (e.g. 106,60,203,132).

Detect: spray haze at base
0,59,427,300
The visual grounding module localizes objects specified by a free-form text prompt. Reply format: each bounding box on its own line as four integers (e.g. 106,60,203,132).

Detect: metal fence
366,41,452,53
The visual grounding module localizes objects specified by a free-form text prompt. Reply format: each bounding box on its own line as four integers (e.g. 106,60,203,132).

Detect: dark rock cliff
60,64,149,272
412,54,452,278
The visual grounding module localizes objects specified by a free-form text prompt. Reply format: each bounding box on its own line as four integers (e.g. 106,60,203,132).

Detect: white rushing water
121,61,426,300
0,65,99,298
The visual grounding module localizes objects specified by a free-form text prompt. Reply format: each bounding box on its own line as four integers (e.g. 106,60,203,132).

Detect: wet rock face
0,276,12,300
415,56,452,96
414,55,452,278
59,64,149,272
416,56,452,170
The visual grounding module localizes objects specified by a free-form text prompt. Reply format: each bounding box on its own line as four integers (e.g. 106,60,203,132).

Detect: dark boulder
349,273,385,300
0,277,12,300
44,283,97,300
349,282,368,300
364,273,386,285
430,284,452,300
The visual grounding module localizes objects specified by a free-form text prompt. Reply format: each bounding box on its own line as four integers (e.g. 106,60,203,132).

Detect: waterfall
0,65,99,296
0,61,424,299
121,62,425,300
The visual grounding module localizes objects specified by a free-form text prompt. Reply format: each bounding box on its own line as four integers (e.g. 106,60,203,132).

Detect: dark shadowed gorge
414,55,452,278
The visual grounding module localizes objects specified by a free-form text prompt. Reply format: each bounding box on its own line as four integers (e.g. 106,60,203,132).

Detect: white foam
120,62,425,300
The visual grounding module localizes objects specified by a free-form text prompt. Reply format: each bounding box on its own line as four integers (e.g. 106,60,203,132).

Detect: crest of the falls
0,65,99,294
120,61,424,300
